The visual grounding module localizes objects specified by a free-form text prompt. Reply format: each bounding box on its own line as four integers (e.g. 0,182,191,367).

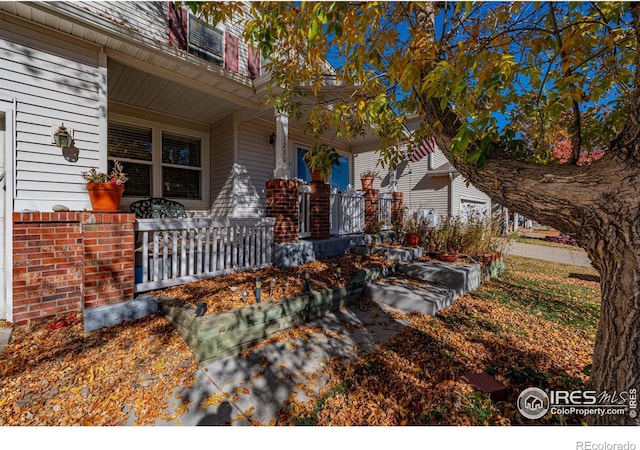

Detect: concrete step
364,279,457,315
364,261,481,316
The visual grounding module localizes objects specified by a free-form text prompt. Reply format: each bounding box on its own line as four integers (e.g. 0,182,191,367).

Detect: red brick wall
12,212,136,326
82,214,135,309
265,179,299,243
364,189,380,233
310,181,330,239
391,192,404,231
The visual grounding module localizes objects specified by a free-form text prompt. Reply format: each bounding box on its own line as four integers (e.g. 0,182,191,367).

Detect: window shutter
247,45,261,79
168,2,188,50
224,32,239,73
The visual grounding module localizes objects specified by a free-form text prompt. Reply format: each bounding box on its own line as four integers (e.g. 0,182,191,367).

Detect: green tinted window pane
108,160,151,198
162,167,201,199
162,132,201,167
107,123,152,161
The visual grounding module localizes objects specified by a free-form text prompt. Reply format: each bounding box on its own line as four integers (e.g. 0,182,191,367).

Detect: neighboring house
0,1,381,325
353,116,492,223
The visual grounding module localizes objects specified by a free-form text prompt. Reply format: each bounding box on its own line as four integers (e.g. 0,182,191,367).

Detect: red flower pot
437,252,458,263
361,177,374,191
86,182,124,212
405,233,420,247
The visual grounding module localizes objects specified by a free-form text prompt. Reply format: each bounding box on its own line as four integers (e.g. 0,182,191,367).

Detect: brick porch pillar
364,188,379,234
265,179,299,243
391,192,404,231
310,181,330,239
12,212,135,326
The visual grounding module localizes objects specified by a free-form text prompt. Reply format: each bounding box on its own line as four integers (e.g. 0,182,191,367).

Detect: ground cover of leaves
153,254,393,314
0,253,600,426
275,255,600,426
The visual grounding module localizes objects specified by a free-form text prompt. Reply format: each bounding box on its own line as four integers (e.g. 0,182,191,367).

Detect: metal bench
129,198,194,219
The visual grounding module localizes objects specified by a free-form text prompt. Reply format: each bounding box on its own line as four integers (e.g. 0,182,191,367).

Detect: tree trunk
587,224,640,425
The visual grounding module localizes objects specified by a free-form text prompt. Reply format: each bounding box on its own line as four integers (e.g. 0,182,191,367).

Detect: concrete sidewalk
504,241,593,268
155,303,409,426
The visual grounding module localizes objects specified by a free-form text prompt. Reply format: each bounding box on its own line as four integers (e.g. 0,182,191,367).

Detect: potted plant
82,160,128,211
360,169,379,191
303,144,340,182
403,214,421,247
437,216,463,262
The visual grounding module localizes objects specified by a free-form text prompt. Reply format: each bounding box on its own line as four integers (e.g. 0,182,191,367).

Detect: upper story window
187,14,223,66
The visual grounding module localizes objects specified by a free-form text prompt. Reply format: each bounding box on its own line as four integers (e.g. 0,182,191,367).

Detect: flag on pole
407,137,436,163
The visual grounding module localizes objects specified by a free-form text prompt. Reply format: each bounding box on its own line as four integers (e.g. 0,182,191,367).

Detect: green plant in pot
303,144,340,182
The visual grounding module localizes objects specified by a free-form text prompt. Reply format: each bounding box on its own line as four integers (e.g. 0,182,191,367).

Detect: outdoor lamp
336,267,342,282
305,269,310,291
269,278,276,301
255,277,262,303
53,123,78,162
53,123,72,149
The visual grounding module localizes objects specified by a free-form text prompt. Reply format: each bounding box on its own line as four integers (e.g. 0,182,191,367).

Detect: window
107,119,208,205
188,14,223,65
296,147,351,190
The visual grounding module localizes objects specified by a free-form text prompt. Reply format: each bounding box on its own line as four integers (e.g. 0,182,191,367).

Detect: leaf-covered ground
275,255,600,425
0,254,600,426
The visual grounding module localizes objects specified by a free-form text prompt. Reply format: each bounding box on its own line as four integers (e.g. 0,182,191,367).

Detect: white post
273,109,289,179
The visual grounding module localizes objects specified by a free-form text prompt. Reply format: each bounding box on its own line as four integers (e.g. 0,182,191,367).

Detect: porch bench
130,198,194,219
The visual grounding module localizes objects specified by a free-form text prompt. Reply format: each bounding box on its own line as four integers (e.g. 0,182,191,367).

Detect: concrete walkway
504,241,593,268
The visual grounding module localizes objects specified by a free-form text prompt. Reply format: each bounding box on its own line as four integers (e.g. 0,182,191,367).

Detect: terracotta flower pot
311,170,324,182
405,233,420,247
437,252,458,263
86,182,124,212
361,177,374,191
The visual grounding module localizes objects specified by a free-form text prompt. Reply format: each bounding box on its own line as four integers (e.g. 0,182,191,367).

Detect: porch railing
379,193,393,231
298,183,311,238
330,189,365,235
134,217,275,292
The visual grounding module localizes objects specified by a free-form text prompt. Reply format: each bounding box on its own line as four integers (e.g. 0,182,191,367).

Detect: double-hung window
107,117,208,208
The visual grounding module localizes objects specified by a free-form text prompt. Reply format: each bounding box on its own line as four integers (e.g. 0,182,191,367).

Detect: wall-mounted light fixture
268,132,276,146
52,123,79,162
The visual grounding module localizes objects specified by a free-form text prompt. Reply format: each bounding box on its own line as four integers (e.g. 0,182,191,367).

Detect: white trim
0,99,15,322
98,51,108,173
108,112,210,211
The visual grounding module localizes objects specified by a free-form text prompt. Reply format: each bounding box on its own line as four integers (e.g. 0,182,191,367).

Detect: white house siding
236,119,274,217
353,147,450,215
208,114,235,217
452,175,491,218
0,18,103,212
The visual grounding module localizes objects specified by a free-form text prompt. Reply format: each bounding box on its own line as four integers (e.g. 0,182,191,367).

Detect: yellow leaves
0,395,9,408
201,392,224,408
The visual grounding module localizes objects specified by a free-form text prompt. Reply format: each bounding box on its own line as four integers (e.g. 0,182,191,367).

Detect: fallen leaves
0,313,196,426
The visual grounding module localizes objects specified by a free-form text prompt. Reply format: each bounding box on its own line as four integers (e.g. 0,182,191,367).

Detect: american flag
407,137,436,163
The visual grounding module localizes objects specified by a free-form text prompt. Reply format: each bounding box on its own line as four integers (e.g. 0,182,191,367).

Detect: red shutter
168,2,188,50
224,32,239,73
247,45,261,79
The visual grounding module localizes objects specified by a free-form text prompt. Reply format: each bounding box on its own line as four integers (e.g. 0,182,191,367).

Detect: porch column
391,192,404,231
265,179,299,243
273,110,289,179
310,181,331,239
364,188,380,234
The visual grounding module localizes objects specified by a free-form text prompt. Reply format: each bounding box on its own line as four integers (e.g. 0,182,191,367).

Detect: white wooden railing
298,184,311,238
330,189,365,235
134,217,275,292
379,193,393,231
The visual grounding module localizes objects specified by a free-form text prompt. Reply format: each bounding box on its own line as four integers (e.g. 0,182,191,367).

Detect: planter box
159,265,395,367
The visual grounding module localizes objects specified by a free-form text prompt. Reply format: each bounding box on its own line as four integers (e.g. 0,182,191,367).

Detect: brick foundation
12,212,136,326
310,181,330,239
265,179,299,243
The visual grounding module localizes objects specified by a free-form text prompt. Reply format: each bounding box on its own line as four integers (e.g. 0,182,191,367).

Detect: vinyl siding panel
209,114,234,217
452,175,491,217
236,119,274,217
0,27,102,212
